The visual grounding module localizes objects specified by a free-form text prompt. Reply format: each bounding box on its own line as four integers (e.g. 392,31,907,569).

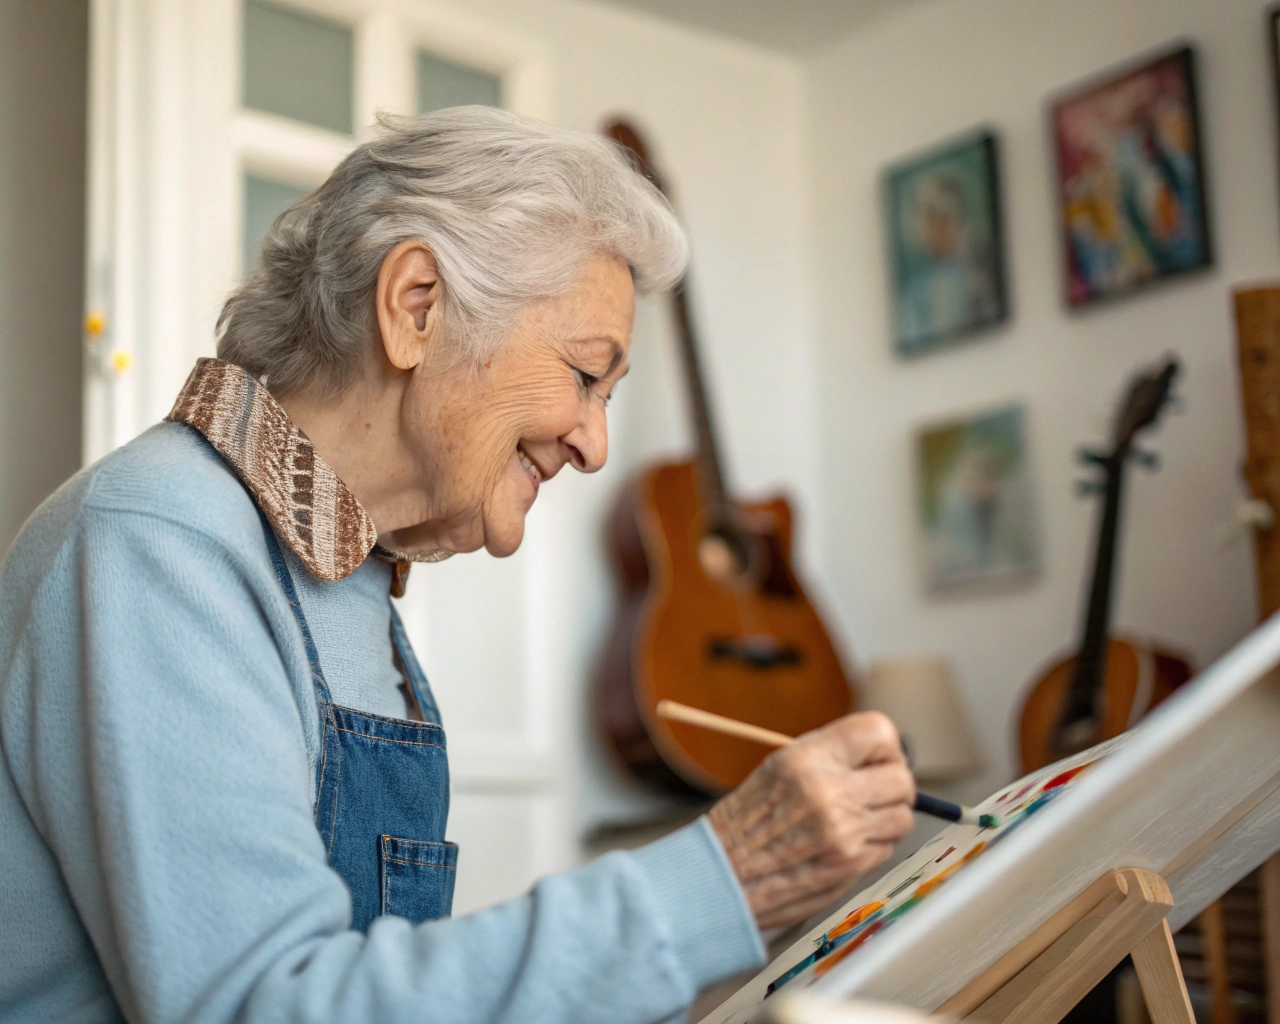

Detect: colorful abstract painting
886,130,1008,357
1052,46,1211,307
916,404,1039,594
698,736,1128,1024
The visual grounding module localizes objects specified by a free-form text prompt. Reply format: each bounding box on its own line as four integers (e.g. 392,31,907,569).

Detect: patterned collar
167,358,414,594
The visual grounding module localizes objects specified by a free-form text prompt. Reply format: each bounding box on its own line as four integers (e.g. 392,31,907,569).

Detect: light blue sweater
0,422,763,1023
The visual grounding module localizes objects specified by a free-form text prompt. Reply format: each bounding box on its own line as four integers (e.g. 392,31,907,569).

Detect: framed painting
915,404,1039,594
885,129,1008,358
1051,45,1212,308
1270,7,1280,215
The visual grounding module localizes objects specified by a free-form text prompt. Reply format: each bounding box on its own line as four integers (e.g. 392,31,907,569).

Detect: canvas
699,738,1126,1024
1052,46,1211,307
697,609,1280,1021
886,130,1007,357
916,404,1038,593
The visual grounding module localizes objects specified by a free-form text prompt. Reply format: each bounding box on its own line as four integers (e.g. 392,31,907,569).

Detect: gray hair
217,107,687,397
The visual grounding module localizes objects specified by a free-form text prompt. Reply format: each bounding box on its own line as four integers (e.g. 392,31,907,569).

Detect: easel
934,869,1193,1024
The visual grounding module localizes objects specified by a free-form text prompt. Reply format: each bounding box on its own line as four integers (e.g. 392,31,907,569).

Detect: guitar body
598,460,854,795
1018,637,1192,772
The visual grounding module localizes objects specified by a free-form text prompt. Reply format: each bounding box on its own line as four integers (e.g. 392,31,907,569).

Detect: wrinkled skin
281,241,917,930
709,712,915,928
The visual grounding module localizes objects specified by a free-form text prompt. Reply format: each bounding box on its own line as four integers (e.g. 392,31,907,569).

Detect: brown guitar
596,120,853,796
1018,356,1192,773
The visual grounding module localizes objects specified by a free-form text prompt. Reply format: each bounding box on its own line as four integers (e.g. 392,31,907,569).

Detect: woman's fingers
708,711,919,929
850,761,917,809
801,711,909,769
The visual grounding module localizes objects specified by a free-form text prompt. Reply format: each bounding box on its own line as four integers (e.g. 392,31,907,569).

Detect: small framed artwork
1051,45,1212,308
916,404,1039,594
885,129,1009,359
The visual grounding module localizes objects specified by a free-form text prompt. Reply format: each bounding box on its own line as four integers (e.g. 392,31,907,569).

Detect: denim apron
260,515,457,930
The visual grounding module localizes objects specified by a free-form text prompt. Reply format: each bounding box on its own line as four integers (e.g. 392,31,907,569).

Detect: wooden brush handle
655,700,794,748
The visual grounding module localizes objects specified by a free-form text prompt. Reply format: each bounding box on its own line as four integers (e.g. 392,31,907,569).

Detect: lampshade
861,656,982,782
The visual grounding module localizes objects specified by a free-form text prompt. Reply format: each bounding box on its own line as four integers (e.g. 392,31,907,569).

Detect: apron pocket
378,835,458,923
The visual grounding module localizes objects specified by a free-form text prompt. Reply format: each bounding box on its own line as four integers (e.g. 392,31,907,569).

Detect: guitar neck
671,282,730,517
1062,457,1127,725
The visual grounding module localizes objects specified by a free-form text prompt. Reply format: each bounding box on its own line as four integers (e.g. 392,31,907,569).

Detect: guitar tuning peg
1211,499,1275,549
1131,450,1160,471
1076,447,1108,467
1075,479,1103,498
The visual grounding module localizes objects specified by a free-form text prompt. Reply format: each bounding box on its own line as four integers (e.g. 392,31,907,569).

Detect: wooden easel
1237,286,1280,1024
934,869,1193,1024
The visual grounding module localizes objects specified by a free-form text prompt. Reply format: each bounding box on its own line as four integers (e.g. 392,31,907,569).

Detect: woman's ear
376,239,442,371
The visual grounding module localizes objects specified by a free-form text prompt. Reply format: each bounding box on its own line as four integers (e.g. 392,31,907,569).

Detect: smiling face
382,253,635,558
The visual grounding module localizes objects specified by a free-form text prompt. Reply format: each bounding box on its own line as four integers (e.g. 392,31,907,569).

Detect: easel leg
1263,853,1280,1024
1131,919,1196,1024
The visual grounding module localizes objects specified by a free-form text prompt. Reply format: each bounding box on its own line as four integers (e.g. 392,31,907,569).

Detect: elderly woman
0,108,914,1023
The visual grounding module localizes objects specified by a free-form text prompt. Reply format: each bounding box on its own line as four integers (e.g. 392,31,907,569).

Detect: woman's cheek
483,471,530,557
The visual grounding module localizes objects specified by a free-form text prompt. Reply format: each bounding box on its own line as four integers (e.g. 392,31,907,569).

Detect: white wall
0,0,86,554
804,0,1275,799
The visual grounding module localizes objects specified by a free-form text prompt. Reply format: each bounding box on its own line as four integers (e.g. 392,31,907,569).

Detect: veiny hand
708,711,915,930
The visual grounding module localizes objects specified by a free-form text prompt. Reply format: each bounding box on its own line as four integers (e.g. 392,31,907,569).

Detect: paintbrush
655,699,1001,830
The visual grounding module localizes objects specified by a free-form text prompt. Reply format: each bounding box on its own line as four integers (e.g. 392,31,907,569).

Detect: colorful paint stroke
749,741,1123,1005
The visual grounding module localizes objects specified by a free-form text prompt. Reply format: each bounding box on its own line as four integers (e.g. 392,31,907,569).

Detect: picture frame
915,403,1039,594
1050,44,1212,309
1268,6,1280,214
884,129,1009,358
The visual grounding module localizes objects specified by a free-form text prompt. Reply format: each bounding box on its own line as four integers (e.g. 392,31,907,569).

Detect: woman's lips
517,445,541,497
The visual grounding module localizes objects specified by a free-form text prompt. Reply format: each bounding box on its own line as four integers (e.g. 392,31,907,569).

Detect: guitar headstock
603,118,668,196
1110,355,1180,456
1075,355,1180,490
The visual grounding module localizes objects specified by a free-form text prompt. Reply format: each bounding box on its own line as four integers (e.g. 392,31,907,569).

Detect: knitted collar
166,358,415,594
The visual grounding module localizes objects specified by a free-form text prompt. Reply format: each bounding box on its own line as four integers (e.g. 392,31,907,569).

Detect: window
417,51,502,113
243,174,307,274
243,1,354,134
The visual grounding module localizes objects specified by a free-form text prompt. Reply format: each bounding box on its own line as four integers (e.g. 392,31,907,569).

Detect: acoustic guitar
1018,356,1192,773
595,120,854,796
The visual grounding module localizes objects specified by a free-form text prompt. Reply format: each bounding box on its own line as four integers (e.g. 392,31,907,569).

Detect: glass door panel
416,51,501,113
243,0,354,134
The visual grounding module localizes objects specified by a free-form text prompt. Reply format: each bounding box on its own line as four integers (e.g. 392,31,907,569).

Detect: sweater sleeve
19,502,763,1024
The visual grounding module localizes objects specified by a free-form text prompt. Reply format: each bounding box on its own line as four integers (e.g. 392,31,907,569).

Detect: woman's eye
574,367,612,407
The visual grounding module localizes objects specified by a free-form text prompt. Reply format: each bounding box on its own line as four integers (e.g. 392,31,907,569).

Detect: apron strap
389,605,442,726
257,509,334,707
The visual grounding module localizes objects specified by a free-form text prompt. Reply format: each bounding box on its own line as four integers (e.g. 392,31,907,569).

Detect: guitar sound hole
697,528,755,585
707,636,803,670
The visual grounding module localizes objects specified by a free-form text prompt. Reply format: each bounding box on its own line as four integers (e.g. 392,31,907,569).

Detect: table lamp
861,656,982,782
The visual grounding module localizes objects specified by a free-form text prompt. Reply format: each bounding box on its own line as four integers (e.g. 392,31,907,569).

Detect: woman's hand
708,711,916,930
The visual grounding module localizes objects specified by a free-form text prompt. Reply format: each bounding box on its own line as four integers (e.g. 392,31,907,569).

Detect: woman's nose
563,407,608,473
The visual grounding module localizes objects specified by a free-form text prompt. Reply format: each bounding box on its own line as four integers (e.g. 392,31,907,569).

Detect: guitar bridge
707,636,802,669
